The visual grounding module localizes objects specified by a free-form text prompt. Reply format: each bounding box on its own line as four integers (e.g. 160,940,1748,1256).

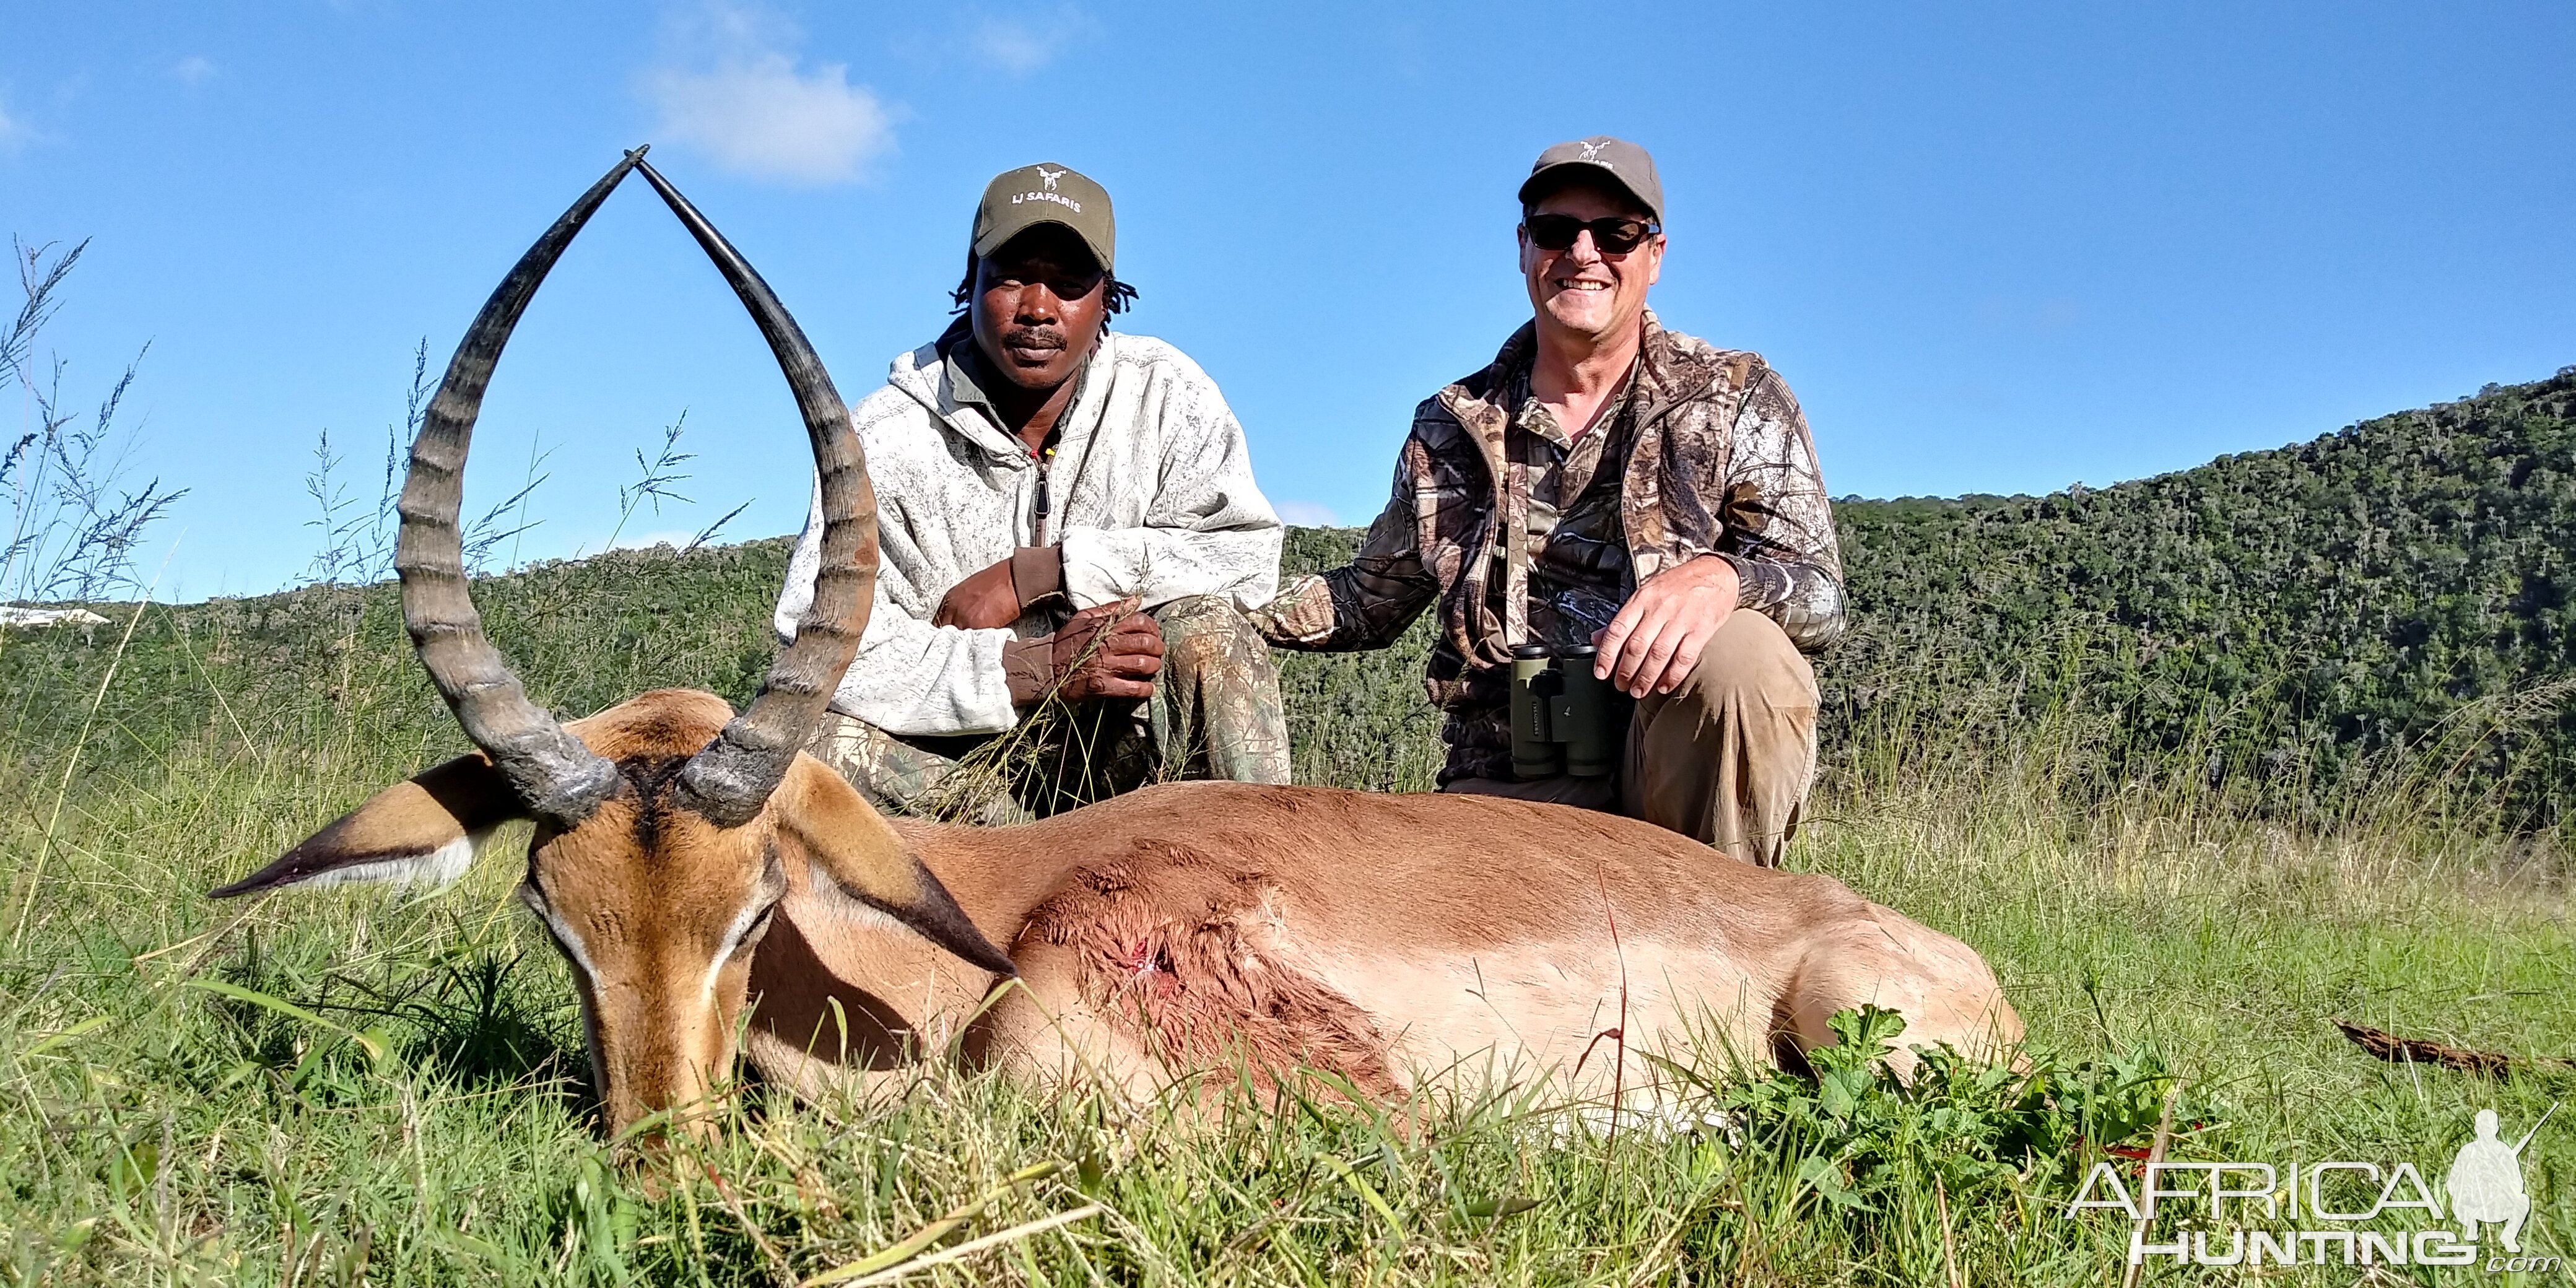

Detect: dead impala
214,152,2023,1139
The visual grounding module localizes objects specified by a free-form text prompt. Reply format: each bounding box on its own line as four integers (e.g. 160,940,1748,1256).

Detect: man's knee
1677,609,1817,718
803,710,941,811
1151,595,1266,674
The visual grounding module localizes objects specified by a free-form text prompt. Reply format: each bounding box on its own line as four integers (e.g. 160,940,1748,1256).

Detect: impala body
749,772,2017,1110
215,151,2020,1140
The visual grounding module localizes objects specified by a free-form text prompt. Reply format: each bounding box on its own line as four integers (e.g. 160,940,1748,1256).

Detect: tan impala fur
744,768,2024,1112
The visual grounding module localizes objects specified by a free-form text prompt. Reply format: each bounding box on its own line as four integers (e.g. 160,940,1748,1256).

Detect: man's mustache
1002,327,1066,352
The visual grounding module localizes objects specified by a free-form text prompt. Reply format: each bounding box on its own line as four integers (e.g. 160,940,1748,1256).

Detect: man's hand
1593,555,1739,698
933,556,1022,630
1052,599,1163,700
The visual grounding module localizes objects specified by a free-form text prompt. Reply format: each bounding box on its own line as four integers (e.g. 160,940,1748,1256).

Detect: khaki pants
806,595,1292,824
1445,610,1819,866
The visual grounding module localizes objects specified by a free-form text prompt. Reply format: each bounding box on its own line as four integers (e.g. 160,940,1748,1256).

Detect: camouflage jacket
1253,311,1843,783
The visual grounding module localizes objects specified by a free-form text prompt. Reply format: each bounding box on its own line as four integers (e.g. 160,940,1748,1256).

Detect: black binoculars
1510,643,1621,780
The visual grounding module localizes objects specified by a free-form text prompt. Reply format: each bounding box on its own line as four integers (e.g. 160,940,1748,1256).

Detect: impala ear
773,752,1017,976
212,754,524,897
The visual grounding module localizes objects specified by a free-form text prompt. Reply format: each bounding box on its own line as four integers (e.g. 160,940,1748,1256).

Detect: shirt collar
1501,346,1641,450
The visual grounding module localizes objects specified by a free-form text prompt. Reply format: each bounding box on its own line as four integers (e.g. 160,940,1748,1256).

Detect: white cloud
173,56,217,85
643,3,896,185
0,94,34,152
1276,500,1339,528
646,55,892,185
681,0,796,51
970,9,1090,75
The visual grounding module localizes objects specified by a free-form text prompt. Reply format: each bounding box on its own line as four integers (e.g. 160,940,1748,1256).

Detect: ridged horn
632,159,878,828
393,150,643,827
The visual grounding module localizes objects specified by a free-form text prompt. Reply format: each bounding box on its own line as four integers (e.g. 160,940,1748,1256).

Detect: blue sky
5,1,2572,600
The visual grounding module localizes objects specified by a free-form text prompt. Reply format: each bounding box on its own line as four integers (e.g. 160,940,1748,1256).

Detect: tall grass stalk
1,243,183,611
6,593,151,952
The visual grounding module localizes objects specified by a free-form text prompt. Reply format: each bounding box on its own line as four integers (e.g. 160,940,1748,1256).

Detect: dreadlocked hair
949,253,1139,315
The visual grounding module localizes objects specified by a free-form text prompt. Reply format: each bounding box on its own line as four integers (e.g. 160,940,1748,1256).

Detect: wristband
1010,546,1065,609
1001,635,1054,705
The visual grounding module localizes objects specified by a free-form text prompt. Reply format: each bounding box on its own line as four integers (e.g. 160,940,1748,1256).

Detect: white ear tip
295,829,491,894
413,832,484,888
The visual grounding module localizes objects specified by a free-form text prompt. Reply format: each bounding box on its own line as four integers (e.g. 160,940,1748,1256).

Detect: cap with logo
972,162,1116,274
1517,136,1663,225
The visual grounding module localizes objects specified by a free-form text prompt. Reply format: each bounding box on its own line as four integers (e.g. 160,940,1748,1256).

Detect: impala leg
743,1027,917,1108
1777,904,2023,1076
975,940,1170,1103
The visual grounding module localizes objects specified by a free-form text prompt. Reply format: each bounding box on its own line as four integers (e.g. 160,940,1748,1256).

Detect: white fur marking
297,828,492,892
702,900,769,1003
803,858,908,934
540,906,603,982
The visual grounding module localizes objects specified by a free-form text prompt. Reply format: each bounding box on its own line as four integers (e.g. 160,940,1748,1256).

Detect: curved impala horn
396,150,646,826
633,159,878,827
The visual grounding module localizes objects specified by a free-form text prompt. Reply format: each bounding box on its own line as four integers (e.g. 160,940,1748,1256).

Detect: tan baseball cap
1518,136,1663,224
971,162,1116,274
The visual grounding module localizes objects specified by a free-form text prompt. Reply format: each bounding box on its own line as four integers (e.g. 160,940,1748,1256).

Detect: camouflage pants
805,595,1291,824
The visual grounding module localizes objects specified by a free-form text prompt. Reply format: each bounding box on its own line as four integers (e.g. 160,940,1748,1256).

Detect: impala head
212,150,1014,1141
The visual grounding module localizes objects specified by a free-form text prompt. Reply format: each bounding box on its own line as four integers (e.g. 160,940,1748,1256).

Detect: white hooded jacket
775,329,1282,736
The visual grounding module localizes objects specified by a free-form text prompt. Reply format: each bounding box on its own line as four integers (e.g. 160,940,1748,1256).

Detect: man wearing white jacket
776,162,1289,820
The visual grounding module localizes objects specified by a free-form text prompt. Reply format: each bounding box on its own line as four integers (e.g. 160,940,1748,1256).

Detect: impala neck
902,817,1090,925
755,815,1084,1074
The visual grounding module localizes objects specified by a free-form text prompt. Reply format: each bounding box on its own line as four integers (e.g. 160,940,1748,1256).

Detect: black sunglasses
1523,213,1661,255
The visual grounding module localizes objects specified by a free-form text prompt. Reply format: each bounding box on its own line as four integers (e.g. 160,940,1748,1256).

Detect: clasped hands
934,553,1162,703
932,547,1735,705
1591,554,1740,698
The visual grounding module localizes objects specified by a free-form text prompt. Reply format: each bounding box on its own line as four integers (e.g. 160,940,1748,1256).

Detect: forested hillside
1829,365,2576,821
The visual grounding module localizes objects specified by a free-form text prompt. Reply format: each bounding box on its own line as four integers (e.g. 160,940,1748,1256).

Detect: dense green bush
1829,366,2576,825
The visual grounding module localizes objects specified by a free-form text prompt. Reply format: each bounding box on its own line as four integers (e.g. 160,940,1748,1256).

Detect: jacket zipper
1030,445,1053,546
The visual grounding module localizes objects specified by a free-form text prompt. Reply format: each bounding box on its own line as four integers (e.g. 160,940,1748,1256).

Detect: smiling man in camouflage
777,162,1288,821
1255,137,1843,864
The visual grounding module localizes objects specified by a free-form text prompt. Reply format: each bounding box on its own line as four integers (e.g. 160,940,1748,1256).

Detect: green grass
2,541,2574,1285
